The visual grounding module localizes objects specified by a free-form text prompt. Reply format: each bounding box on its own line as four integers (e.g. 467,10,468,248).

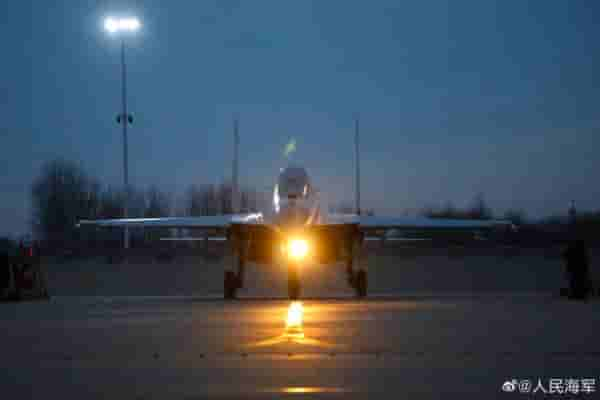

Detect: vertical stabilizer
354,115,361,215
232,116,240,213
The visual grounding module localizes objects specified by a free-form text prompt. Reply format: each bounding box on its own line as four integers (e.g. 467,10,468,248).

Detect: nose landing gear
288,263,301,300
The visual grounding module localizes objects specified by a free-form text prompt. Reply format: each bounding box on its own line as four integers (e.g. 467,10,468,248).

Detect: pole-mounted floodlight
103,16,140,249
104,17,140,33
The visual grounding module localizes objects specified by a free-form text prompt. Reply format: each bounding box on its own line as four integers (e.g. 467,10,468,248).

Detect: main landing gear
346,237,368,298
347,265,368,297
224,241,246,300
354,269,368,297
224,270,238,299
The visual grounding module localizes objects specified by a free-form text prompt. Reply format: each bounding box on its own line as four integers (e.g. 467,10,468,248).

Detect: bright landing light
104,17,141,33
285,301,304,338
288,238,308,260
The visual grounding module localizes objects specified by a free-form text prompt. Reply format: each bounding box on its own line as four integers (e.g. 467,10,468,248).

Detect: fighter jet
79,118,514,298
79,162,511,299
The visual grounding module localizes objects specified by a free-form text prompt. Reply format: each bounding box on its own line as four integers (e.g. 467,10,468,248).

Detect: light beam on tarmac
247,302,339,349
285,301,304,339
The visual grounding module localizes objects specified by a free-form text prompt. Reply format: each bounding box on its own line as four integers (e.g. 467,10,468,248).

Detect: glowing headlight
288,238,309,260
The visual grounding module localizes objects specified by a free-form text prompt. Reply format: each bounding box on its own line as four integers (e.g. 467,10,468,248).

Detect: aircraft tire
346,257,355,289
356,270,367,298
236,256,245,289
224,271,237,299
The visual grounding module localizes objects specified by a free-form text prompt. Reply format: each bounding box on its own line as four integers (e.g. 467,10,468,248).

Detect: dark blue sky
2,0,599,236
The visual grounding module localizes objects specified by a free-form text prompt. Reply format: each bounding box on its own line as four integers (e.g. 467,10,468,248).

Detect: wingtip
76,220,90,228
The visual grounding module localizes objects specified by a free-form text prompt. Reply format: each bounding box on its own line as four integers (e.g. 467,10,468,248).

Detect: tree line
31,159,267,248
420,193,526,225
31,158,600,249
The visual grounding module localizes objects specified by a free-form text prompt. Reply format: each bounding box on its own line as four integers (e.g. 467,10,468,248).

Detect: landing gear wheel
236,257,245,289
224,271,237,299
347,271,355,289
346,258,355,289
288,265,301,300
355,269,367,298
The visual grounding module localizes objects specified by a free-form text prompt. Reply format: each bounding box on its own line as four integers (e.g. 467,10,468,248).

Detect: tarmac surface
2,246,599,398
1,293,599,399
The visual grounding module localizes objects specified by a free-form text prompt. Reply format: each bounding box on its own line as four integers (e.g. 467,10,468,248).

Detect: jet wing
77,213,263,229
327,214,513,233
358,216,512,231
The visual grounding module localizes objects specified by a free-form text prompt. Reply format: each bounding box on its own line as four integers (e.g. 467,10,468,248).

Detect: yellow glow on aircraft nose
285,301,304,338
288,238,308,260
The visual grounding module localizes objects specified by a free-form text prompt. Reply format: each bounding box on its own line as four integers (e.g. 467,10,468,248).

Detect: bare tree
503,209,526,225
140,186,172,243
217,182,233,214
330,201,354,214
423,201,463,219
240,190,249,212
467,193,493,220
422,194,493,220
202,184,218,216
97,186,125,219
239,186,264,213
91,186,126,247
144,186,171,218
31,159,100,247
185,184,218,216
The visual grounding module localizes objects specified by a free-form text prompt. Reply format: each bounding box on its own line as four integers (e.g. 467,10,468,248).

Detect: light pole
104,17,140,249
